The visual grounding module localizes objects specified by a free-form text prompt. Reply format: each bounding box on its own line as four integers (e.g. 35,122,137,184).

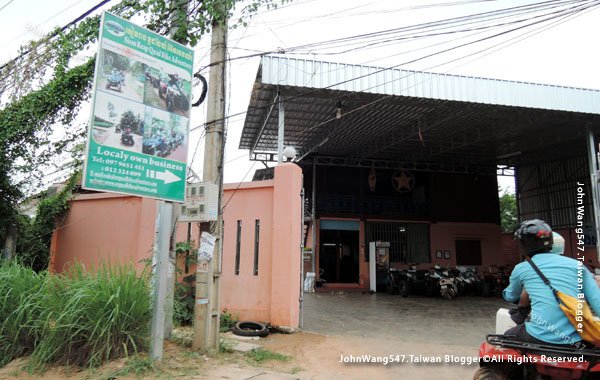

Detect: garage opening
319,220,359,283
455,239,482,266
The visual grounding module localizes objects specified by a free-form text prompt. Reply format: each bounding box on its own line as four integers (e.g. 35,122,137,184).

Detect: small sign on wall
197,260,209,273
198,231,216,261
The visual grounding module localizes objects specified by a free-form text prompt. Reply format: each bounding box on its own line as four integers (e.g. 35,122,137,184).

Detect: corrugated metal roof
239,55,600,173
261,55,600,115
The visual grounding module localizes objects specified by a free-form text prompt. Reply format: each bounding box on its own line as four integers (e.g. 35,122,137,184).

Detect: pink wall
51,163,303,329
51,193,156,273
219,163,302,328
220,180,275,323
429,222,503,269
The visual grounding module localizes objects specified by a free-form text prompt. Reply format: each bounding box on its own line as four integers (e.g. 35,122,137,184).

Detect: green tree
499,189,518,232
0,0,288,266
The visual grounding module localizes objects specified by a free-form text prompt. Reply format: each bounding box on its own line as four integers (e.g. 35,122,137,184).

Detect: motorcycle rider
503,219,600,346
509,231,564,325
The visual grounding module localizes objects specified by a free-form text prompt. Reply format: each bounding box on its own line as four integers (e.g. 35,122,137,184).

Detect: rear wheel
387,277,398,295
398,280,409,297
482,282,493,298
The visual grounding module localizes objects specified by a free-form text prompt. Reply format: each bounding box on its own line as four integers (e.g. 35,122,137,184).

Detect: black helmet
514,219,553,256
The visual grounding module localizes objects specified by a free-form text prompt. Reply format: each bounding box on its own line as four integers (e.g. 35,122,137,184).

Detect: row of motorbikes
386,264,511,300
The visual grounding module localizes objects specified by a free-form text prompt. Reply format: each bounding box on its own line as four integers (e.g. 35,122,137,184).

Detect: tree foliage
499,189,518,233
0,0,288,263
15,172,80,272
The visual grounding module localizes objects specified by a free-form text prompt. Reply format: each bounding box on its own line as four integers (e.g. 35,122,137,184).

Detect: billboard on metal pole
82,12,194,202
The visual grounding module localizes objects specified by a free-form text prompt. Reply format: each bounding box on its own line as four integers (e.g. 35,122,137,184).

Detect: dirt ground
0,293,505,380
0,332,481,380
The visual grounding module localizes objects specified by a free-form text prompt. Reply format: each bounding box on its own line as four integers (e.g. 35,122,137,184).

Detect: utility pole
164,0,188,338
151,0,188,356
193,6,227,351
150,201,172,360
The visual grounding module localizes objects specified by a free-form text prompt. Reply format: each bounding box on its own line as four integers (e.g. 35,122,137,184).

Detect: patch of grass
290,366,304,374
219,339,234,354
0,261,46,367
245,349,291,365
110,355,157,377
30,263,152,369
181,350,202,359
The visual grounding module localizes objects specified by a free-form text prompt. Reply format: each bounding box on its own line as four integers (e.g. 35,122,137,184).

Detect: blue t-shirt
503,253,600,344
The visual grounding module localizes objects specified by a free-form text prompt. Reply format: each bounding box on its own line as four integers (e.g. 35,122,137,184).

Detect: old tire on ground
231,321,269,337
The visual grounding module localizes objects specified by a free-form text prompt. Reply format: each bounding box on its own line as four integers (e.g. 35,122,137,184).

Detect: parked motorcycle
456,266,481,296
439,268,460,300
481,265,511,298
387,264,431,297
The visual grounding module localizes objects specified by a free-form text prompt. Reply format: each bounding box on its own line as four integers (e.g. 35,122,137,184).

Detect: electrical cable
202,0,584,70
0,0,112,73
190,0,600,135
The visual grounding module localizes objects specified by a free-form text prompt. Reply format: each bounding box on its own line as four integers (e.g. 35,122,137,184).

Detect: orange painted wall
52,193,156,273
220,180,275,323
51,163,303,329
270,163,302,328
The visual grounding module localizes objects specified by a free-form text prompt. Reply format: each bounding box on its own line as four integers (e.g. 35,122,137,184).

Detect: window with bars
365,222,430,263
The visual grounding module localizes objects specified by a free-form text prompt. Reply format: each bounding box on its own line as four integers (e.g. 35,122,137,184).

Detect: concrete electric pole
193,7,227,351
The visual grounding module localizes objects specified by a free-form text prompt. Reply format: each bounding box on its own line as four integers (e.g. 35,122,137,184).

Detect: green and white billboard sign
82,12,194,202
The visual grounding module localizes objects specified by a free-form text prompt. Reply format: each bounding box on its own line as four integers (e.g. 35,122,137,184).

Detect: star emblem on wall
392,169,415,192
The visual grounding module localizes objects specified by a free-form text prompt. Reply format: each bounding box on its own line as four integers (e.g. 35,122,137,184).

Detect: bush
0,261,46,367
220,308,238,333
0,261,152,370
31,264,152,368
173,281,195,326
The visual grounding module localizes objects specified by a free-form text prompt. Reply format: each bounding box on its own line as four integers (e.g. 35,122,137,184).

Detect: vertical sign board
82,12,194,202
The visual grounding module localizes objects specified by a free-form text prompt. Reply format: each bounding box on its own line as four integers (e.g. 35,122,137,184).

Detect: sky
1,0,599,194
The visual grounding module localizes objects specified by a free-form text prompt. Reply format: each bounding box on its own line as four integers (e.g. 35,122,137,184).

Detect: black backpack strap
525,257,561,303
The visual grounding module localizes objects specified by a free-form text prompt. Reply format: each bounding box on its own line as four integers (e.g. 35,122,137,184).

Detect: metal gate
365,222,430,263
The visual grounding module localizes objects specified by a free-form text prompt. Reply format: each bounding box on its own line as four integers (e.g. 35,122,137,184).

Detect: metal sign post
83,11,194,361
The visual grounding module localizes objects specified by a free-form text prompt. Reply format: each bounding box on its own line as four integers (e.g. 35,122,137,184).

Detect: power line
191,0,600,135
196,0,584,72
0,0,14,13
0,0,86,51
289,0,599,144
0,0,112,73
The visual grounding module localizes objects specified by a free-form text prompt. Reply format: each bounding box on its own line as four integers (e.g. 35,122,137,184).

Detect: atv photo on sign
98,48,145,104
142,107,188,163
142,62,191,118
91,91,144,153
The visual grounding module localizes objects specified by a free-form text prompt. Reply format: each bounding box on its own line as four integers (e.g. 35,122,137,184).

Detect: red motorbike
478,334,600,379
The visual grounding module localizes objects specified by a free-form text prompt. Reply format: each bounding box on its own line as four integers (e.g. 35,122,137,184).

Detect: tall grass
0,261,46,367
0,261,152,370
